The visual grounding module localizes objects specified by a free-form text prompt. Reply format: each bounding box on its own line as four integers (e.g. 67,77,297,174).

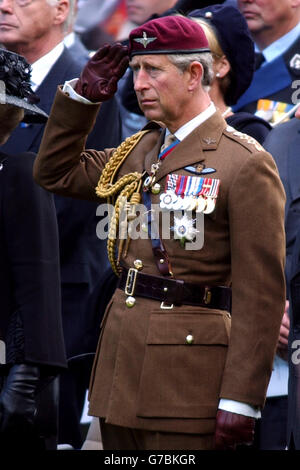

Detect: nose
133,69,149,93
0,0,14,12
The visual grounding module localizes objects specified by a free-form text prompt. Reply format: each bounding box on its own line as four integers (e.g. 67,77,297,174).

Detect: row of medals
143,163,216,214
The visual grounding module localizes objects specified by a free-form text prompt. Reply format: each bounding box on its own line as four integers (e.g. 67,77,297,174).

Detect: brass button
163,287,168,292
159,258,165,264
133,259,143,270
185,334,194,345
126,296,136,308
151,183,161,194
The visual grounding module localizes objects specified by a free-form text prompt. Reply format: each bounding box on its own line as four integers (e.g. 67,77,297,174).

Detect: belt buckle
160,301,174,309
125,268,138,296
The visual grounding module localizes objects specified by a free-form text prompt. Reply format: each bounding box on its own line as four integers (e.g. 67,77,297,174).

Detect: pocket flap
146,312,229,346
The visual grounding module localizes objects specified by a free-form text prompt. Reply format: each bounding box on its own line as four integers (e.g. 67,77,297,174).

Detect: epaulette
223,125,264,153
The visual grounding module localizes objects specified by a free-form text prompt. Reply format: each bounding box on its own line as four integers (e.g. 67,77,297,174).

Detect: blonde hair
192,18,223,57
192,17,232,103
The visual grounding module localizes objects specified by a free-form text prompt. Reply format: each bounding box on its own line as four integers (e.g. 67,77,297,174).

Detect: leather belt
118,268,231,311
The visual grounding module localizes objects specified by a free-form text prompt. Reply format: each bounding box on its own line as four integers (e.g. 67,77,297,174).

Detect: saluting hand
75,43,129,102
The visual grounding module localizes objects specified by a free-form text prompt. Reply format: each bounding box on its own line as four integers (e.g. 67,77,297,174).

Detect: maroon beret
129,15,210,58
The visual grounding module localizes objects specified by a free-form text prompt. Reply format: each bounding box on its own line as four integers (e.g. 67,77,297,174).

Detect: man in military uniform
33,16,286,450
235,0,300,124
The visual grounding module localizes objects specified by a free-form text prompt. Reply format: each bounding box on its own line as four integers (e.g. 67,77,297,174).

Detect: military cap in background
189,4,255,105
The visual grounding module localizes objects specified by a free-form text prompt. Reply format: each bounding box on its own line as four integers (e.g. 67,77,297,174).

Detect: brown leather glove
74,43,129,102
214,410,255,450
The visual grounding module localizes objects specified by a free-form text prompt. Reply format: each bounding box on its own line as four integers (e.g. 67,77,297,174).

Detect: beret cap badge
134,31,157,49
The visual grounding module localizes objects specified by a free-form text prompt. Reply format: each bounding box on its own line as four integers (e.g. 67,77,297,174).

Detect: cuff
63,79,94,105
218,398,261,419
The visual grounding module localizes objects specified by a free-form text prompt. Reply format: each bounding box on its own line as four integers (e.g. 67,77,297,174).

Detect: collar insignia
134,31,157,48
202,137,216,145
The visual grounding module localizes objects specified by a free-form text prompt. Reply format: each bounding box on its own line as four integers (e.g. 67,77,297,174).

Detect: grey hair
167,52,214,91
63,0,77,34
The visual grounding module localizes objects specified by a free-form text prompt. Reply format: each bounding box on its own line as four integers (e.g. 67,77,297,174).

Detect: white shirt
62,81,261,419
165,102,216,142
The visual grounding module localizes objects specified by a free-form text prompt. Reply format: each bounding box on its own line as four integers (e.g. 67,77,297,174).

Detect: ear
214,55,231,79
53,0,70,26
187,61,204,92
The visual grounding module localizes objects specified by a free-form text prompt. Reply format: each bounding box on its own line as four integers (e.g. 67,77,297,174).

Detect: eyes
131,64,162,77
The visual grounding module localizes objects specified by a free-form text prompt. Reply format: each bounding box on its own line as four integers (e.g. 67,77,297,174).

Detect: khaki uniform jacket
34,89,286,435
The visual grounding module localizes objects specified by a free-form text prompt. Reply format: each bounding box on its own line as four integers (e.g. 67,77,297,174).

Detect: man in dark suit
263,116,300,449
0,0,120,449
264,118,300,287
0,49,67,450
63,0,93,66
234,0,300,124
288,226,300,449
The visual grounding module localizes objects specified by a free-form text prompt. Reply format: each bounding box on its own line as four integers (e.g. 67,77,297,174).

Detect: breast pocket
136,310,230,419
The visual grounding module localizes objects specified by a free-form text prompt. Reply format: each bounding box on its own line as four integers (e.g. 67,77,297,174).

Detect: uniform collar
165,102,216,142
144,109,226,182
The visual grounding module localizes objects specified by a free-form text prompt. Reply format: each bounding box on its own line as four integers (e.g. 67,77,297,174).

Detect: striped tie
158,133,180,160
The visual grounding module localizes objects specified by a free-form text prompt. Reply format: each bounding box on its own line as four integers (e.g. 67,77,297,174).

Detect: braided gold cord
107,178,139,275
95,130,150,276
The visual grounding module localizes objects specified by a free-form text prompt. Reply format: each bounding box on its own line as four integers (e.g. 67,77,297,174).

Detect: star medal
173,214,198,247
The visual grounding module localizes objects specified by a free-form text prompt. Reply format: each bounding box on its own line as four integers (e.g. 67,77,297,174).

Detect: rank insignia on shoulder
226,126,263,152
159,174,220,213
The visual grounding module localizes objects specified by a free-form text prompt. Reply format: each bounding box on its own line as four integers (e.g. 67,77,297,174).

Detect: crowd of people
0,0,300,452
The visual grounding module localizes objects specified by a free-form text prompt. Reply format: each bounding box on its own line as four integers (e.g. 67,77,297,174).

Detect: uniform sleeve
33,87,114,201
4,154,66,369
220,150,286,407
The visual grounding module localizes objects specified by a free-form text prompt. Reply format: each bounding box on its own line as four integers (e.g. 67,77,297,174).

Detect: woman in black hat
0,49,66,449
189,4,271,144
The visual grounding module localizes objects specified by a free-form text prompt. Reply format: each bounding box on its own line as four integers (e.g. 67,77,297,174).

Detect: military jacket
34,88,286,434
